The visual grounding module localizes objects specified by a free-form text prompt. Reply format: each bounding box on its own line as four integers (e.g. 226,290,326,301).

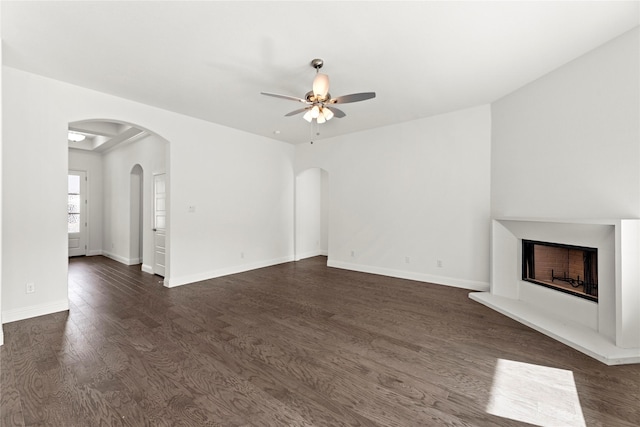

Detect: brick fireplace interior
522,240,598,302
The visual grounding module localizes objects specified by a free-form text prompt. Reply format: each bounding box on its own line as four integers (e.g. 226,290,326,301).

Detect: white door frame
130,165,144,265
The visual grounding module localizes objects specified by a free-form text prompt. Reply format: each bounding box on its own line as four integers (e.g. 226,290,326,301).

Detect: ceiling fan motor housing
305,91,331,103
311,58,324,70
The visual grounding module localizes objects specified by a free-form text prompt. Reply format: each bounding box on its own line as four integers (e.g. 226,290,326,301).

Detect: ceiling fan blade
284,107,311,117
329,92,376,104
260,92,308,103
325,106,346,118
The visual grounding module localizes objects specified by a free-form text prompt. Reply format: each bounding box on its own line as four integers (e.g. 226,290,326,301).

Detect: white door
153,173,166,277
68,171,87,257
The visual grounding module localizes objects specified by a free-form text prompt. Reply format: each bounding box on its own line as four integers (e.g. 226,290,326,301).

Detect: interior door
153,173,166,277
68,171,87,257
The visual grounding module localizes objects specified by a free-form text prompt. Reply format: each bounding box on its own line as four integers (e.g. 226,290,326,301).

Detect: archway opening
295,168,329,261
68,118,170,282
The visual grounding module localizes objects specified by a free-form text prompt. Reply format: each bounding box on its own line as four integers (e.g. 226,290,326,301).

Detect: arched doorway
295,168,329,261
68,119,170,281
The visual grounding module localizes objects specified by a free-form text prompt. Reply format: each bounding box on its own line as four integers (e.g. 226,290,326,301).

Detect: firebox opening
522,240,598,302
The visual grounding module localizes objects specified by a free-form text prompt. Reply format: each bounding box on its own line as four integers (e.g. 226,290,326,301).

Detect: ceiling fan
261,58,376,124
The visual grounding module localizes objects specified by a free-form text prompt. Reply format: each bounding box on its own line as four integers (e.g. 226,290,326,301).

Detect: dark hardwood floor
1,256,639,426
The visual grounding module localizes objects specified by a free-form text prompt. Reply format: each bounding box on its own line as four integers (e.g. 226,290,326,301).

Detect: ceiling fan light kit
261,58,376,127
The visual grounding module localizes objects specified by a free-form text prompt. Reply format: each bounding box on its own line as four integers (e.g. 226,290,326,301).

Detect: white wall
68,149,103,256
2,66,294,322
3,69,70,322
167,123,294,286
295,105,492,290
102,134,167,268
491,27,640,219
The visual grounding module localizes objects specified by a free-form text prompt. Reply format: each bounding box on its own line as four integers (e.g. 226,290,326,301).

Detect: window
68,174,81,233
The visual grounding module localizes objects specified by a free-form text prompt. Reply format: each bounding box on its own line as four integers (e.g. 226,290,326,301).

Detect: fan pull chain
309,119,321,144
309,120,314,144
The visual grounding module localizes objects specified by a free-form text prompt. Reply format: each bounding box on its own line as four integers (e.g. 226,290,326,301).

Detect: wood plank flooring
1,256,639,426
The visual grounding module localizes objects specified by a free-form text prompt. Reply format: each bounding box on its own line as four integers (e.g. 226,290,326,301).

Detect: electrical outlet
351,250,355,257
405,256,410,264
241,252,245,259
437,259,443,268
26,282,35,294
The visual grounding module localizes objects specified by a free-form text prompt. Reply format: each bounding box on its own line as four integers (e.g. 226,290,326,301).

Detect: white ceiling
2,1,638,144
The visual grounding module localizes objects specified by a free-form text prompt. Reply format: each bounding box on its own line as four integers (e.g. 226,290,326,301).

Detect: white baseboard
141,264,154,274
102,251,141,266
0,327,4,346
102,251,128,264
295,249,323,261
327,259,490,291
87,249,103,256
2,299,69,324
166,255,295,288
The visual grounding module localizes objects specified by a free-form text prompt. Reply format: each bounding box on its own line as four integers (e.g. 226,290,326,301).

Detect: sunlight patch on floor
486,358,586,427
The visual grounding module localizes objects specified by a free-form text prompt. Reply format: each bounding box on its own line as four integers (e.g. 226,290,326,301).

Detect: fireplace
470,218,640,365
522,240,598,302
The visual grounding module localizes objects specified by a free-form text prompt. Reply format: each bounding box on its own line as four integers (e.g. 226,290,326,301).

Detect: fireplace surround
470,218,640,365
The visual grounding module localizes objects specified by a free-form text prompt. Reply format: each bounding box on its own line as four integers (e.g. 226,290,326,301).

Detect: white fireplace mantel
470,217,640,365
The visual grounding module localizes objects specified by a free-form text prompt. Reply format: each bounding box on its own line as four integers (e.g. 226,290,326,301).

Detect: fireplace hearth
522,240,598,302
